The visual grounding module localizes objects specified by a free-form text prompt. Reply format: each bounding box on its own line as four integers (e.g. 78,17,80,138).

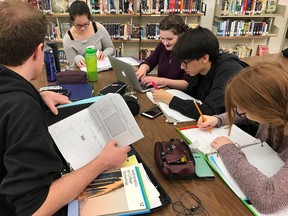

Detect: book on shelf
177,124,285,215
52,0,69,13
67,161,163,216
146,89,198,124
48,93,144,170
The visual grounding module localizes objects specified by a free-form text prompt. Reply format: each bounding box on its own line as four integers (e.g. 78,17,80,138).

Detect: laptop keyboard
140,83,153,90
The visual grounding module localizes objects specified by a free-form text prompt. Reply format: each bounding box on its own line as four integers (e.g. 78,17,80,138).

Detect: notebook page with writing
208,142,285,216
146,89,198,123
179,124,260,155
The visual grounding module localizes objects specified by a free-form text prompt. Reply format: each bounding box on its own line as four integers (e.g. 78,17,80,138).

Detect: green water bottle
85,46,98,82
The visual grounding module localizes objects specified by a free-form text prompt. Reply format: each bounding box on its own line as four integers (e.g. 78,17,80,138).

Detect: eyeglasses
180,59,192,69
235,107,246,117
74,21,90,29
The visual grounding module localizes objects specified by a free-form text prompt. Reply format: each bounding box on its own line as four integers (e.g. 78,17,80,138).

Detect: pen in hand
194,101,212,133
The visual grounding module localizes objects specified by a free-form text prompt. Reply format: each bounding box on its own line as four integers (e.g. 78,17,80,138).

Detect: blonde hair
225,63,288,150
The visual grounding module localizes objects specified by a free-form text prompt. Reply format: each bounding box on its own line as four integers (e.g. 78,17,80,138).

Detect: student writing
151,26,244,119
198,63,288,214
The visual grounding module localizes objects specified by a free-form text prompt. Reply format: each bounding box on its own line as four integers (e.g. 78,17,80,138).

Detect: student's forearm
163,79,188,90
33,158,106,216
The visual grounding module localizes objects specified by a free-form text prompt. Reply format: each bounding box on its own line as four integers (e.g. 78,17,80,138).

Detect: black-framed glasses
180,59,192,69
74,20,90,29
235,107,246,117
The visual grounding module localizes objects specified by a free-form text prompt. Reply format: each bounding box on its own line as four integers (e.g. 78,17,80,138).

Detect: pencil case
55,70,87,84
154,138,195,180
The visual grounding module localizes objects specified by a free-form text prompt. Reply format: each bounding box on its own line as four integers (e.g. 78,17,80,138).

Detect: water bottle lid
85,47,96,54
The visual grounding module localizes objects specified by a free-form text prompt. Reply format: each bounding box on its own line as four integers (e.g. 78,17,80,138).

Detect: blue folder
60,84,93,101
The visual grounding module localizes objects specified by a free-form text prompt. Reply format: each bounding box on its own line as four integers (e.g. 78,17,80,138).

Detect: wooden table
32,53,288,215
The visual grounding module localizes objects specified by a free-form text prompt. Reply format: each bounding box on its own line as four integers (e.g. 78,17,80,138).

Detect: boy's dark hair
69,0,92,21
159,14,189,36
173,26,219,62
0,0,48,66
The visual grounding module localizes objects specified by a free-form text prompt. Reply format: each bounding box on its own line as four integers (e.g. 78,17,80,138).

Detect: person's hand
197,115,218,131
151,89,173,105
136,67,146,80
40,91,71,115
77,59,86,68
141,76,163,87
211,136,233,150
97,51,105,60
97,140,131,170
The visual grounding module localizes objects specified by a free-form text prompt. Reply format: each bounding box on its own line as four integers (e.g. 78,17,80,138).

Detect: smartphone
193,153,215,180
141,106,162,119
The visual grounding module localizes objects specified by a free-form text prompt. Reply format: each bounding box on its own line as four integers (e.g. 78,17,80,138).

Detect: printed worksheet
49,93,143,170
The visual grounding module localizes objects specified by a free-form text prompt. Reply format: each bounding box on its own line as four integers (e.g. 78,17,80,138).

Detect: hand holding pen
196,114,218,132
194,101,212,132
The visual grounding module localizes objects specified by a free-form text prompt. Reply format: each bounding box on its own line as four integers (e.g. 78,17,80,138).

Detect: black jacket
170,53,244,119
0,65,63,215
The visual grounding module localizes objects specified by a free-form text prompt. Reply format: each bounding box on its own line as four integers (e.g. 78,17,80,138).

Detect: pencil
194,101,212,133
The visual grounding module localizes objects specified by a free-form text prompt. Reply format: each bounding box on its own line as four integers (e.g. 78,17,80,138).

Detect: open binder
177,124,285,216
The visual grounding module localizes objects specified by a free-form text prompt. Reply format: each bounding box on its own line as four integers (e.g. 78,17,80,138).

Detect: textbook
48,93,144,170
146,89,200,123
177,125,285,216
67,163,155,216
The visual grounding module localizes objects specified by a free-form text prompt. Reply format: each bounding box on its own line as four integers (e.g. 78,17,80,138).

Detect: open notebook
177,124,286,215
146,89,200,123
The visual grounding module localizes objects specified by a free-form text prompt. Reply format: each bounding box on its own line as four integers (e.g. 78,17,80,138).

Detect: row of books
102,22,132,40
141,0,203,14
89,0,135,14
220,0,267,16
28,0,72,13
221,45,252,58
214,19,272,37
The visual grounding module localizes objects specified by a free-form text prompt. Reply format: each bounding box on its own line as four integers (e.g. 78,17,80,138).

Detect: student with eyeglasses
63,0,114,68
136,15,191,90
197,63,288,214
151,26,244,119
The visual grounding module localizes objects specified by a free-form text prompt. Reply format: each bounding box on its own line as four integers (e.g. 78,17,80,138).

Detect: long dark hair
69,0,92,21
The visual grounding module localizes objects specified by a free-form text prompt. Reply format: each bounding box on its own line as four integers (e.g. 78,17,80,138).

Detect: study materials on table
67,163,159,216
67,151,166,216
80,56,112,73
178,124,261,155
80,56,141,73
146,89,200,123
59,83,94,101
177,124,285,216
48,93,144,170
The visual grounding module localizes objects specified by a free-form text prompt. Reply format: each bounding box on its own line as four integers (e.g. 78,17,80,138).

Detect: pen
151,81,159,90
194,101,211,133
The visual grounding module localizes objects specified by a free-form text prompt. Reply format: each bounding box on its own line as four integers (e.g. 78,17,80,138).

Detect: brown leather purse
154,138,195,180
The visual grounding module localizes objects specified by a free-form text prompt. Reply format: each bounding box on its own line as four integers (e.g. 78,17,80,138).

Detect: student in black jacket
0,1,130,215
151,27,244,119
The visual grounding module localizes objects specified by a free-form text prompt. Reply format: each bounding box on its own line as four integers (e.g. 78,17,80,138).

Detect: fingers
97,52,105,60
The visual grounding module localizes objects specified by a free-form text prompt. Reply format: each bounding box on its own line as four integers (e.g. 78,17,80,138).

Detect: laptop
108,55,165,93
